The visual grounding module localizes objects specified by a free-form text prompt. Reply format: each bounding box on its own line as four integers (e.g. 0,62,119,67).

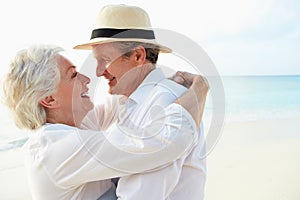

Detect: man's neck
119,63,156,97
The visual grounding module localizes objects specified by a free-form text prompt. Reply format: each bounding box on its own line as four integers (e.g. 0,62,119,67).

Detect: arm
174,72,209,128
49,103,197,187
52,74,208,187
80,73,208,160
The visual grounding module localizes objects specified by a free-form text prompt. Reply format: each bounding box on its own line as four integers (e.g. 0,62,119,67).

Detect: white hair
2,44,63,130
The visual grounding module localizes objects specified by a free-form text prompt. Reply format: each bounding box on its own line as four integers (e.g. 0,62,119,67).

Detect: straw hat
73,4,171,53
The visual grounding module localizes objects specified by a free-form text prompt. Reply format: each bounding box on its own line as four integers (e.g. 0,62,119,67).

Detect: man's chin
108,87,114,95
108,85,119,95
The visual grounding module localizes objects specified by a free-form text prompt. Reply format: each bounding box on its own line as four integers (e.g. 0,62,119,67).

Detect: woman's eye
72,72,78,78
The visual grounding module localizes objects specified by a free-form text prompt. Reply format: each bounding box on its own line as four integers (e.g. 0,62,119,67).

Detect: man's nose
96,63,106,77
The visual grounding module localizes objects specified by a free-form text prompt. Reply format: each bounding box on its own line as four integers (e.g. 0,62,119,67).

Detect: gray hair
112,41,160,64
2,44,63,130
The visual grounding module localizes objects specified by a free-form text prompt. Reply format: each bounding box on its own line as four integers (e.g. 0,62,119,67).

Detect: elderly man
74,4,208,200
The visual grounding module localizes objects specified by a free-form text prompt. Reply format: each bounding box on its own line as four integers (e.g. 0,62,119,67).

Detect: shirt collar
128,68,166,106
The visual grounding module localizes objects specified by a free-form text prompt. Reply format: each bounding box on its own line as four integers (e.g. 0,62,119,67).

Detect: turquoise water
219,75,300,121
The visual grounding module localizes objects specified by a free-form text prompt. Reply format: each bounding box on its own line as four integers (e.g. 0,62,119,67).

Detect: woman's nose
78,73,90,84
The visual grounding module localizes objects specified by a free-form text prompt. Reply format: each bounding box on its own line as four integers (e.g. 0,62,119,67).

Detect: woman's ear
39,96,59,109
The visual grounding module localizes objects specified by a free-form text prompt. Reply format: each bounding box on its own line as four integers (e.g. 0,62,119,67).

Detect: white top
23,101,198,200
115,68,207,200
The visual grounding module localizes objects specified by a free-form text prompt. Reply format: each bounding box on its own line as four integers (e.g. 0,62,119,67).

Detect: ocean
220,75,300,121
1,75,300,151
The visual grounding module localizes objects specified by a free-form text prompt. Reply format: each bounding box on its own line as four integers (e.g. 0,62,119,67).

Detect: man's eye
104,59,110,63
101,58,111,65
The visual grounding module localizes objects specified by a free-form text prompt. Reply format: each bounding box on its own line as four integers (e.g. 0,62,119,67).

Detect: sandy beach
205,117,300,200
0,148,31,199
0,117,299,200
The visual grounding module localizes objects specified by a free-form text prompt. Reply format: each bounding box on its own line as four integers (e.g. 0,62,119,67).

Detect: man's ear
39,96,59,109
132,46,146,64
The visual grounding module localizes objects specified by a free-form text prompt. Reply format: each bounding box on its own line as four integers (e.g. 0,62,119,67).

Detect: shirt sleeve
45,103,197,188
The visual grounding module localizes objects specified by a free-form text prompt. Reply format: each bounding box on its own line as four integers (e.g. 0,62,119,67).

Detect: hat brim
73,37,172,53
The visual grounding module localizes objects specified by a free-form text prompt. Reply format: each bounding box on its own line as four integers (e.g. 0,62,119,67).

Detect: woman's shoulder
24,123,79,149
43,123,77,131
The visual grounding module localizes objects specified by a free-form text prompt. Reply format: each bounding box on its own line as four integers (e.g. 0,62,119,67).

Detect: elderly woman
2,44,208,200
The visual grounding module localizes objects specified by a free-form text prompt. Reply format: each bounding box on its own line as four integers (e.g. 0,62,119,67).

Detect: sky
0,0,299,78
0,0,299,138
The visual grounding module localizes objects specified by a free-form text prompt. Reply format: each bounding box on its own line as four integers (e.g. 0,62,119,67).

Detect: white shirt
116,68,207,200
23,102,198,200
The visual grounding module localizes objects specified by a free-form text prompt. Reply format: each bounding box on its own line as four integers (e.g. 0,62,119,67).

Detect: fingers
168,74,190,88
175,71,196,88
168,75,185,85
179,72,209,88
173,75,185,85
176,71,195,82
172,71,210,91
